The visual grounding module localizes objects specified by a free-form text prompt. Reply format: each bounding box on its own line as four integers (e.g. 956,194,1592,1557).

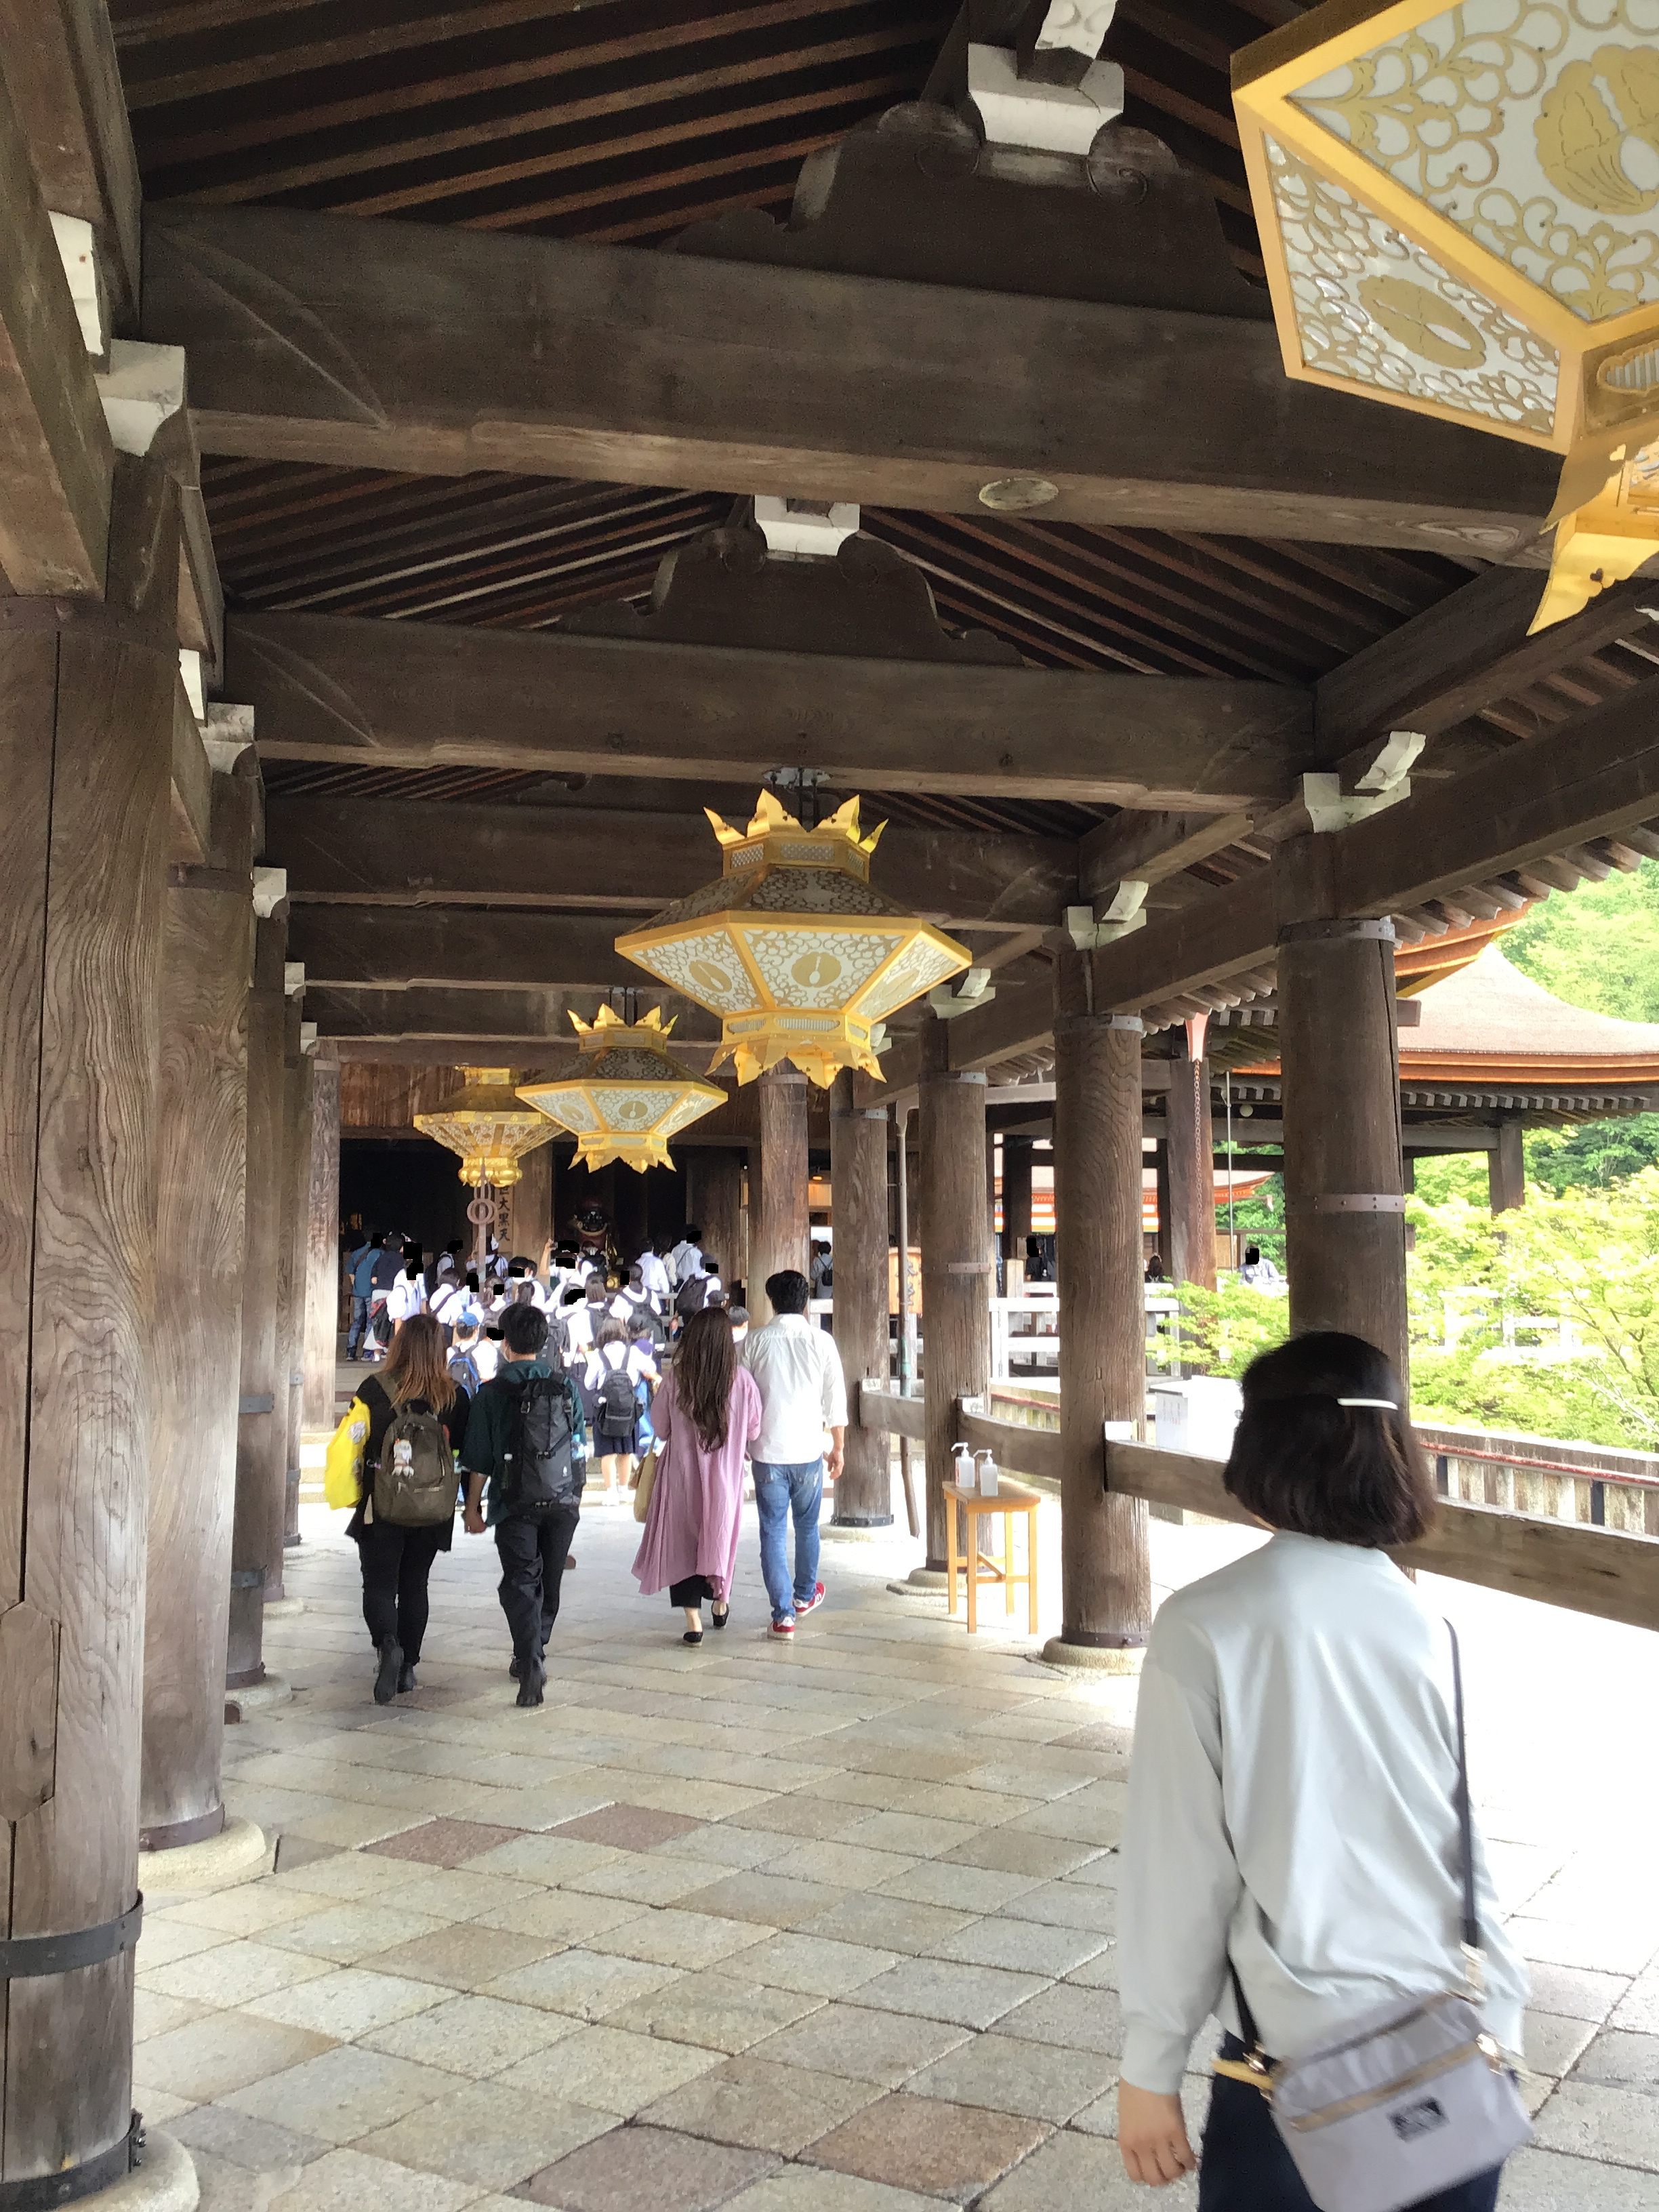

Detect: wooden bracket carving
0,1601,60,1822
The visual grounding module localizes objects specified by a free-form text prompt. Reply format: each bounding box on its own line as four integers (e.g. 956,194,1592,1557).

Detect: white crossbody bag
1224,1626,1532,2212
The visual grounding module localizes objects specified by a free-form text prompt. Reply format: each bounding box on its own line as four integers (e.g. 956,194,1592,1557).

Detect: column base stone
225,1673,292,1717
263,1595,305,1619
83,2132,197,2211
1039,1636,1146,1674
142,1817,270,1893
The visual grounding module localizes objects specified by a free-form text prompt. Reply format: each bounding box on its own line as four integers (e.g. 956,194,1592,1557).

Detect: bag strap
1448,1618,1483,1994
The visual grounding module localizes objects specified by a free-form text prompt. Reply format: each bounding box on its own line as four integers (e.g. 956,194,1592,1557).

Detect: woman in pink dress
632,1307,762,1643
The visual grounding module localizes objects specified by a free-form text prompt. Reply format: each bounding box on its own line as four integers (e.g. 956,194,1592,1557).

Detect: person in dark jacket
348,1312,468,1702
459,1301,589,1707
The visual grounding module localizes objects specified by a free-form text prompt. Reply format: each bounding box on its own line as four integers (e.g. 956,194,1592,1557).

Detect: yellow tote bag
324,1395,370,1510
631,1448,659,1524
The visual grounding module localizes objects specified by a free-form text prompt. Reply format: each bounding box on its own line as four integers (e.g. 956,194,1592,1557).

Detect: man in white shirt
672,1225,704,1286
384,1262,426,1330
741,1269,848,1637
639,1240,673,1311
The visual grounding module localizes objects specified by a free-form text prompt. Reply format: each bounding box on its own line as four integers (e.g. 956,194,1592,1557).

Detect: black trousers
357,1519,445,1662
669,1574,716,1608
495,1506,580,1668
1199,2041,1504,2212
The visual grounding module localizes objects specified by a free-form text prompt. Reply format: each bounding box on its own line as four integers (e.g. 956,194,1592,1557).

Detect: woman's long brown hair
384,1312,457,1412
676,1306,736,1452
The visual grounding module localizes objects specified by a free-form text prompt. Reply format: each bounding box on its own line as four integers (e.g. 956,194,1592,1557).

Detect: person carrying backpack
346,1313,470,1704
579,1314,659,1501
460,1300,589,1708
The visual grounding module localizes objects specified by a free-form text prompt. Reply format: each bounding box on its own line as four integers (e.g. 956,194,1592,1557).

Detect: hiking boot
373,1638,403,1705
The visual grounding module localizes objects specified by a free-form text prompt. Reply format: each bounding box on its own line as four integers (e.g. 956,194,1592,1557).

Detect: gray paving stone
1534,2080,1659,2172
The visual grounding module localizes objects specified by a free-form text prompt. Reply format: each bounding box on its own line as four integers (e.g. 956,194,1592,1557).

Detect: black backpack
505,1372,584,1517
675,1273,710,1317
594,1354,637,1439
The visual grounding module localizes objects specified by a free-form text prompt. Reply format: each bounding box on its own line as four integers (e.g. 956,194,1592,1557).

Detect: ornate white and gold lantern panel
614,792,972,1086
1233,1,1659,628
413,1066,558,1191
516,1006,726,1173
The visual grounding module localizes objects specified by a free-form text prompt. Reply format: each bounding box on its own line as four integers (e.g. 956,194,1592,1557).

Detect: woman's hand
1117,2083,1197,2186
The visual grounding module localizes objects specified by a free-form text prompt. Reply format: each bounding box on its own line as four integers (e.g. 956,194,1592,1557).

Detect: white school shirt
741,1313,848,1465
385,1273,426,1324
639,1252,672,1302
674,1241,705,1286
1119,1532,1528,2094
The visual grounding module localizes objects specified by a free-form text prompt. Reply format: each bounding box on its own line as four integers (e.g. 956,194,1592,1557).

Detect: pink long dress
631,1366,762,1603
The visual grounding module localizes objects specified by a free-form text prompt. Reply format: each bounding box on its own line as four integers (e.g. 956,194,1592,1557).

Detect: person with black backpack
459,1300,589,1708
578,1313,659,1501
346,1313,470,1704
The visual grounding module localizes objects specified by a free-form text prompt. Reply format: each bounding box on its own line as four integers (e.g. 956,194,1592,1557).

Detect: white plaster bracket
96,340,186,456
754,497,860,557
203,703,255,772
300,1021,319,1053
928,965,996,1019
252,866,287,918
178,649,205,722
966,41,1124,155
284,962,306,996
1033,2,1118,64
1352,729,1426,796
1303,729,1424,834
1065,878,1147,949
48,213,108,361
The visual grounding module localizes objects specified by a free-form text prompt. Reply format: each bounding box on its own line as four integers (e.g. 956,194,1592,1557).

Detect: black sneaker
508,1655,521,1681
373,1638,403,1705
516,1660,545,1708
397,1663,417,1694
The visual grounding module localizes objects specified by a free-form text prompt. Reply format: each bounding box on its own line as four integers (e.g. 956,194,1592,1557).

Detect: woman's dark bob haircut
1223,1331,1436,1549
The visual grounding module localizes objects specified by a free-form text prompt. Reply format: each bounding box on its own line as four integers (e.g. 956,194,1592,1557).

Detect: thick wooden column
227,911,286,1689
303,1057,341,1429
514,1140,554,1255
1048,949,1152,1661
1164,1029,1216,1290
917,1018,989,1570
1276,838,1408,1375
0,459,175,2194
1489,1117,1524,1214
830,1073,893,1527
752,1067,809,1322
272,996,312,1577
142,779,255,1851
693,1150,745,1298
1000,1134,1033,1261
613,1164,649,1263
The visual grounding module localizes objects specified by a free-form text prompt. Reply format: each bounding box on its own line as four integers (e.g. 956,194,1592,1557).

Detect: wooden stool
943,1480,1041,1635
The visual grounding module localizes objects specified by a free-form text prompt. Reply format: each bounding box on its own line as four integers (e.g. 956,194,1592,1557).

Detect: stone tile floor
140,1491,1659,2208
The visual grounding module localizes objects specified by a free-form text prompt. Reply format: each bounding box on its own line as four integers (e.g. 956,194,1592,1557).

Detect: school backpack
373,1401,457,1527
595,1355,638,1439
675,1273,710,1317
506,1372,585,1516
447,1348,480,1393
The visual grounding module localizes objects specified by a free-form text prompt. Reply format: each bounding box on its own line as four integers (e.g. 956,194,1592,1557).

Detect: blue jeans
1198,2039,1503,2211
753,1459,823,1622
347,1293,370,1355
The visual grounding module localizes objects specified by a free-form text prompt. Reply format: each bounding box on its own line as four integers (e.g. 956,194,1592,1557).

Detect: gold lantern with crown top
516,1005,727,1172
614,792,972,1086
1232,0,1659,630
413,1066,559,1258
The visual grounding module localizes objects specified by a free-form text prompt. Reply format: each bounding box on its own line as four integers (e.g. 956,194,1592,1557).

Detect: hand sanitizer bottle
975,1449,999,1498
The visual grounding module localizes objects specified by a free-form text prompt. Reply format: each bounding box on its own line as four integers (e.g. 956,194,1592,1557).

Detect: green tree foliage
1504,858,1659,1024
1170,1273,1291,1378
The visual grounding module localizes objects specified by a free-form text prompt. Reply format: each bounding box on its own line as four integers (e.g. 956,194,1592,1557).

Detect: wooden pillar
830,1074,893,1526
1489,1118,1524,1214
514,1140,554,1255
228,911,287,1689
304,1057,341,1429
917,1019,989,1570
752,1067,809,1322
0,458,176,2195
1048,949,1152,1660
1276,838,1408,1376
613,1163,649,1262
272,996,312,1576
1001,1135,1033,1260
695,1149,745,1298
142,777,255,1850
1165,1027,1217,1290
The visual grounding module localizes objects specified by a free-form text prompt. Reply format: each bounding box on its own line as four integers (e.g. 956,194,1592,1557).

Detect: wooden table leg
946,1494,959,1617
1027,1505,1040,1635
1004,1508,1016,1614
966,1506,977,1634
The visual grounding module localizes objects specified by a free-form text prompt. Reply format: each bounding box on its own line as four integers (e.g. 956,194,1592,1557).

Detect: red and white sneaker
796,1583,826,1618
769,1617,796,1638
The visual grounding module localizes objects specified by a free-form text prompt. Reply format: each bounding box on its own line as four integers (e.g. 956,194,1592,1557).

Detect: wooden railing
858,1384,1659,1635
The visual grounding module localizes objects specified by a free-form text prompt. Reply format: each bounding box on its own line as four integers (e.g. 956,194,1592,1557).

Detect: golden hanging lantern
516,1006,727,1172
614,792,972,1086
1232,0,1659,630
412,1066,558,1191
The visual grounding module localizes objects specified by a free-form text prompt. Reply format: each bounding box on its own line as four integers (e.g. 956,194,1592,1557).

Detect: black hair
501,1303,550,1359
1224,1332,1435,1550
562,1286,586,1308
764,1269,811,1316
701,1260,719,1278
682,1224,701,1242
1245,1245,1261,1264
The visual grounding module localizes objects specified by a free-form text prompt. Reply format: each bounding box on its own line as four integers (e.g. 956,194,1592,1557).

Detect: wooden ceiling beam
268,794,1079,931
304,982,722,1050
0,50,115,594
226,608,1310,807
1079,809,1256,896
290,907,642,991
141,203,1558,556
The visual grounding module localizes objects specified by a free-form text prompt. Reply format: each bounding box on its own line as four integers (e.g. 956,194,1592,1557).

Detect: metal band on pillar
1287,1194,1408,1215
1277,918,1396,945
0,2118,144,2209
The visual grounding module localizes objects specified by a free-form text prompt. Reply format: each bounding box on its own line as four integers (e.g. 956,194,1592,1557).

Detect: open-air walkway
135,1498,1659,2211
